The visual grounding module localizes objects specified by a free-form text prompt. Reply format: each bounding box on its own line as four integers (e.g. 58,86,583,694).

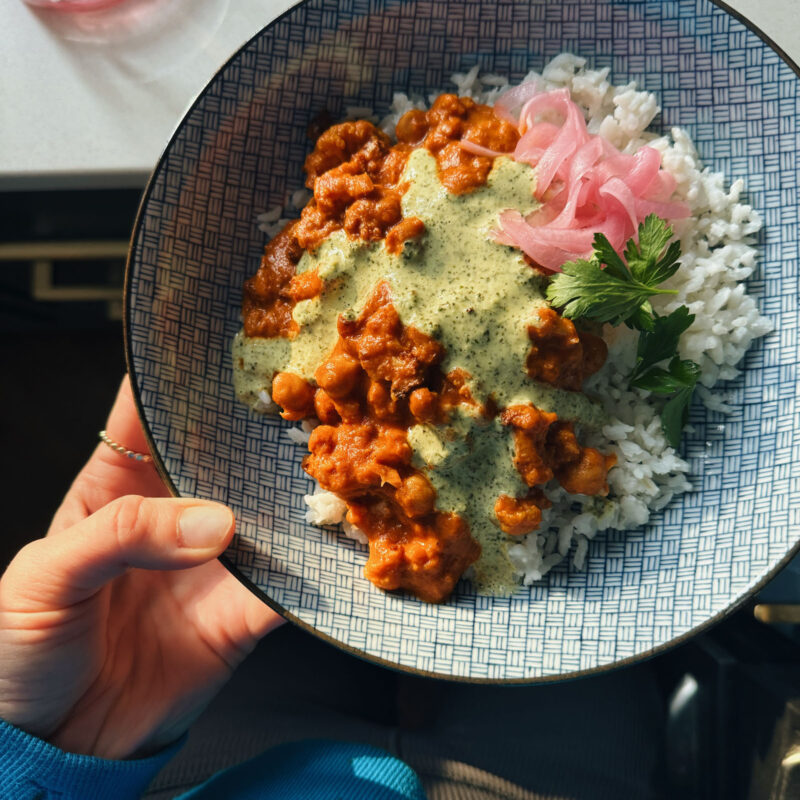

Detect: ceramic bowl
126,0,800,681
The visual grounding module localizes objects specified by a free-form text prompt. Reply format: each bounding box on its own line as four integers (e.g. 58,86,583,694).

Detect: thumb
1,497,235,611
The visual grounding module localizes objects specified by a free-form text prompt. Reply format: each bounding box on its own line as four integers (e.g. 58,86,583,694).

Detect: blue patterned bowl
126,0,800,681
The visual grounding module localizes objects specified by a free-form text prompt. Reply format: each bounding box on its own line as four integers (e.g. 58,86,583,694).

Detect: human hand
0,376,282,759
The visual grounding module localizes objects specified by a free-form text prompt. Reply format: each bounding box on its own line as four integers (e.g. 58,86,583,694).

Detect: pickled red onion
491,87,690,272
493,78,543,125
458,139,512,158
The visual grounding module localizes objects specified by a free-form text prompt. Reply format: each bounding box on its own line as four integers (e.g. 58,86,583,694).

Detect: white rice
285,426,311,446
253,389,276,414
269,53,772,587
304,484,348,525
257,189,312,238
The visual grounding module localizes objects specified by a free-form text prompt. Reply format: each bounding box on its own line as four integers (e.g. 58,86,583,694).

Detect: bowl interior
126,0,800,681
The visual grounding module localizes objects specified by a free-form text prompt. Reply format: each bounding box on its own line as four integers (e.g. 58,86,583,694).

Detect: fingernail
178,505,233,549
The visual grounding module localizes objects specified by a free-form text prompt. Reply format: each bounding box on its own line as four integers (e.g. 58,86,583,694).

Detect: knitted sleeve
0,717,183,800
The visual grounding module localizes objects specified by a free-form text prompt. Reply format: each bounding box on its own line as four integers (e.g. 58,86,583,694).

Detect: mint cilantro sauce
407,408,528,593
233,148,607,594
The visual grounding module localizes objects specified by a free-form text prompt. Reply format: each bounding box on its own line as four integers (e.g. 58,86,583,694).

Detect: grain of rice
253,389,275,414
285,426,310,446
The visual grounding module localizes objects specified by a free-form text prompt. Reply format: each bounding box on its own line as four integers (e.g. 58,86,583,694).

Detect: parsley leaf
661,389,695,449
624,214,682,285
592,233,631,281
668,357,702,386
544,258,664,327
546,215,679,330
630,306,696,382
627,304,656,333
631,356,701,447
630,366,684,394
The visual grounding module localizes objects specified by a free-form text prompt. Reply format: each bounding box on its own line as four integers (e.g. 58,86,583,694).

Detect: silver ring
98,430,153,463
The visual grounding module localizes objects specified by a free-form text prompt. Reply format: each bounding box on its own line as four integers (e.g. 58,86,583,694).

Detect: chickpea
494,494,543,536
367,381,397,420
372,429,412,468
332,397,363,424
396,109,429,144
271,372,315,421
314,388,340,425
395,473,437,518
408,387,437,422
315,352,363,399
557,448,613,496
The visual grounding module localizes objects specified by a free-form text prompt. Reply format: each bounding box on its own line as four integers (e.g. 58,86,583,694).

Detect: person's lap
144,624,662,800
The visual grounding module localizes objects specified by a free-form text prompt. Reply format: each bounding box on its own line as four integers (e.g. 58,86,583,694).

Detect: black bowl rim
124,0,800,684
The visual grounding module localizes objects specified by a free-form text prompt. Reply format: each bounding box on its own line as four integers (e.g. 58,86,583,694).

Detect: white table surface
1,0,796,191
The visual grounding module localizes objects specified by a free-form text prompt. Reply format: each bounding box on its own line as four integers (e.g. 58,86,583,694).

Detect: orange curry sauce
241,95,615,603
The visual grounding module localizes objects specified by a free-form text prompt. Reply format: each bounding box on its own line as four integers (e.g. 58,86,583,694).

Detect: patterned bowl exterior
126,0,800,681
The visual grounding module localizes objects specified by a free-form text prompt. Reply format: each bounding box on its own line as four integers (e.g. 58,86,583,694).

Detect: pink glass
23,0,128,10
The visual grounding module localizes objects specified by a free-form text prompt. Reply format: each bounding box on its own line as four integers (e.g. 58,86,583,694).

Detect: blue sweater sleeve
178,740,426,800
0,718,182,800
0,719,426,800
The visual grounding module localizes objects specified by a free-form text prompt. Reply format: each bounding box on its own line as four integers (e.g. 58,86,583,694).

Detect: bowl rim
123,0,800,684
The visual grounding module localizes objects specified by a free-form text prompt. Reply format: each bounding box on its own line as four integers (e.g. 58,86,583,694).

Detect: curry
233,95,615,603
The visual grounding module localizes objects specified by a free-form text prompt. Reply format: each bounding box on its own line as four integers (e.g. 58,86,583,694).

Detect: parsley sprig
631,353,700,447
545,215,700,448
546,215,681,332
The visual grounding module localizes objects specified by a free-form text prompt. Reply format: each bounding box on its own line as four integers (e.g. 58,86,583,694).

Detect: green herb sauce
232,148,607,594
